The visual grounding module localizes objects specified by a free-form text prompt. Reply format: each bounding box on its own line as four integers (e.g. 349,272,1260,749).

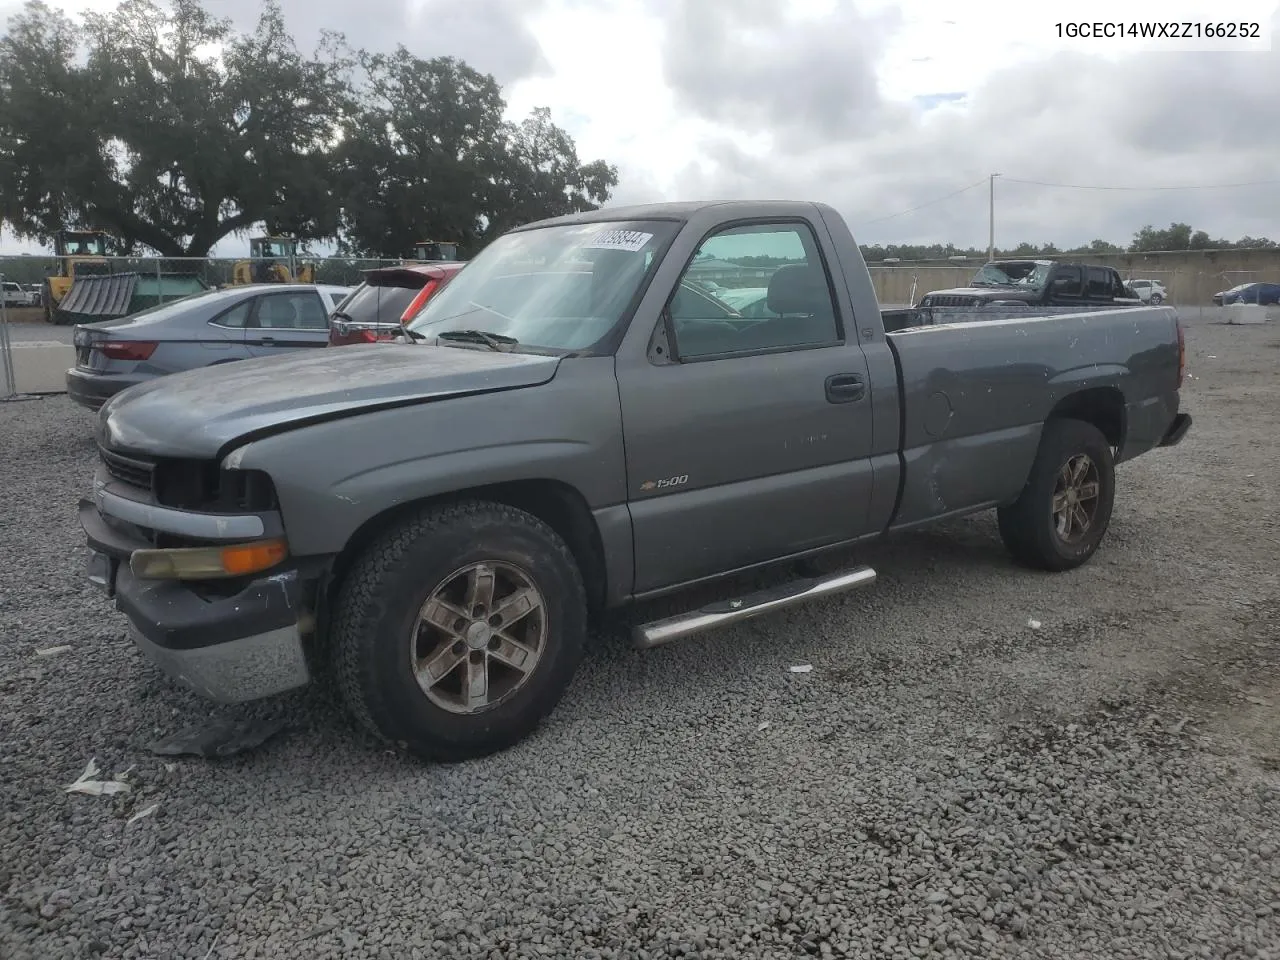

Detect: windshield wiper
435,329,518,351
400,326,428,341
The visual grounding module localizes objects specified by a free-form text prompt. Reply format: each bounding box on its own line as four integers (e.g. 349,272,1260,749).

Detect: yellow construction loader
42,229,209,325
231,236,316,285
42,230,111,323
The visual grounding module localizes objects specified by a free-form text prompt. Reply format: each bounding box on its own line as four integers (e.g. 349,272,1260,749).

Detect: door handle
825,373,865,404
259,336,276,344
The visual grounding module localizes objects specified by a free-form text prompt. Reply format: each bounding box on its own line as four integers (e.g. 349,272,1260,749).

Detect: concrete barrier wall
4,247,1277,312
870,248,1280,306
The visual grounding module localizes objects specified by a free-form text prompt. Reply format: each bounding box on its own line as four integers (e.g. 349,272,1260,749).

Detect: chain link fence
0,273,17,399
0,253,421,307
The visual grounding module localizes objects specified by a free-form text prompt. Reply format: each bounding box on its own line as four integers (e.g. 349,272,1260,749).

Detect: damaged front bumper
114,563,311,704
79,488,318,705
1159,412,1192,447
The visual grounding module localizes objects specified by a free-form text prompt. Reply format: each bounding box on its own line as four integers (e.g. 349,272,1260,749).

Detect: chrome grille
99,445,154,492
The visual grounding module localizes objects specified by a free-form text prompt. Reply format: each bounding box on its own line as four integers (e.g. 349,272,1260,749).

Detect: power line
862,178,987,224
1002,176,1280,192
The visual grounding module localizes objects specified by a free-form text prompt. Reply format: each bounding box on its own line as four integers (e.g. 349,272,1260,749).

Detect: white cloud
500,0,1280,248
5,0,1280,257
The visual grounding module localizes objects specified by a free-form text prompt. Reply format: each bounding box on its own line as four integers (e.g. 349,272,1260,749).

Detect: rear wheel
332,500,587,761
997,418,1116,572
1149,293,1163,305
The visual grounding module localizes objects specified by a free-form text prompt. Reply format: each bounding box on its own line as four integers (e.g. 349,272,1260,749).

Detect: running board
632,565,877,649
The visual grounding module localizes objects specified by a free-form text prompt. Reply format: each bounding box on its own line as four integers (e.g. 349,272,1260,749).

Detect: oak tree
0,0,351,255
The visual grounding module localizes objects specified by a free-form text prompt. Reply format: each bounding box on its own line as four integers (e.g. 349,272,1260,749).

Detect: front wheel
332,500,587,761
997,419,1116,572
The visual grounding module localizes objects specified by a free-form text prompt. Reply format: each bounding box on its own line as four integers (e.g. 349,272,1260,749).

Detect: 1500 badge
639,474,689,492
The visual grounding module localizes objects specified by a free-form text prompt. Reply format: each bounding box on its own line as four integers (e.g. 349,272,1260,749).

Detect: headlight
130,538,288,580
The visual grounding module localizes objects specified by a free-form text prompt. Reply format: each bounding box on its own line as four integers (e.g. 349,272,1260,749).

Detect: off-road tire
332,500,587,762
997,418,1116,572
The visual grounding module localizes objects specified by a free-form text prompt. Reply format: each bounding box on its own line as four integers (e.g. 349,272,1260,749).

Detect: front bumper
65,367,146,411
80,496,315,704
1159,412,1192,447
128,621,308,705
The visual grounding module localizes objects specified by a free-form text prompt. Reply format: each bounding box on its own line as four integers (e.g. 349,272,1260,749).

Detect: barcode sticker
583,229,653,253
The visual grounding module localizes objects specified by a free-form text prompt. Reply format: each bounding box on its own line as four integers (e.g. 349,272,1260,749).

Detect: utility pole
988,173,1001,261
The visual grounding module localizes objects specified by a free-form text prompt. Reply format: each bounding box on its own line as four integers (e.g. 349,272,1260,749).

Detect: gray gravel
2,316,1279,960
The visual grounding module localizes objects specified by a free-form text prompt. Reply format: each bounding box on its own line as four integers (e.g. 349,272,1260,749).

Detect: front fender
225,357,628,559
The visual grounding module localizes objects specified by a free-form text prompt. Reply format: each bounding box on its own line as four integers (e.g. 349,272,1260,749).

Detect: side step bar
632,565,877,649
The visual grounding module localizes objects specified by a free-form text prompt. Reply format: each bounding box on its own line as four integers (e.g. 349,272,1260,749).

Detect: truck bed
878,304,1182,530
886,301,1152,332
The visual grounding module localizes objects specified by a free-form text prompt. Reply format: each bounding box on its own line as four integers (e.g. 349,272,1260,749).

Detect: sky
2,0,1280,259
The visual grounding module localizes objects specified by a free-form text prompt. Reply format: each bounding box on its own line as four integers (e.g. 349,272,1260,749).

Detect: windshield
972,261,1052,288
405,220,679,351
334,281,421,325
65,234,107,256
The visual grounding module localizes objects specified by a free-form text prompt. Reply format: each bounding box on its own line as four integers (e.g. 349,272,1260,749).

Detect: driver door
616,219,878,594
1046,265,1088,306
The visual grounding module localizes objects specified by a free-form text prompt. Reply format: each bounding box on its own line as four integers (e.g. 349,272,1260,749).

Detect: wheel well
1046,387,1126,450
327,479,609,617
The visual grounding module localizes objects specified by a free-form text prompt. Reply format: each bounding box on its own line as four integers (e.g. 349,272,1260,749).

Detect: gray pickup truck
79,200,1191,761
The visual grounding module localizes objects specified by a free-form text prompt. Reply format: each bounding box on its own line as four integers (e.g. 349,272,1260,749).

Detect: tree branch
88,201,185,257
195,208,261,254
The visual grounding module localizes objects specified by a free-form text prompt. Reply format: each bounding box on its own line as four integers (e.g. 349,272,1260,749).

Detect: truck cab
43,230,113,322
232,236,315,285
411,240,461,263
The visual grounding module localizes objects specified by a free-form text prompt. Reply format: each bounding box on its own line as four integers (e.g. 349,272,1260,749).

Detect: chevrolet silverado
79,200,1192,761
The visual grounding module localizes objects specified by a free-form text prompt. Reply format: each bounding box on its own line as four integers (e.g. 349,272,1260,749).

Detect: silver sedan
66,283,352,410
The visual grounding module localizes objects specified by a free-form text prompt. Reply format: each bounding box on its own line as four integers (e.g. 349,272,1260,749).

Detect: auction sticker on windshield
584,229,653,252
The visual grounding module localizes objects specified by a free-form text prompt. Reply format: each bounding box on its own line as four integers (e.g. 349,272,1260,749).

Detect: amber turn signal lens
220,539,289,576
130,538,289,580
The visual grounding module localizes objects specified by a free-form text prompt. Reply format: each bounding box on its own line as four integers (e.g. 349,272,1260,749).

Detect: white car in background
1,280,39,308
1126,278,1167,305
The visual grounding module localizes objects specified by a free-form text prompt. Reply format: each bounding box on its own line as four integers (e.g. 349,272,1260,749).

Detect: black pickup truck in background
903,259,1144,327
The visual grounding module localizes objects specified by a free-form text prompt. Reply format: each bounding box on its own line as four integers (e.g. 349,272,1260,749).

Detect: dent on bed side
891,423,1043,529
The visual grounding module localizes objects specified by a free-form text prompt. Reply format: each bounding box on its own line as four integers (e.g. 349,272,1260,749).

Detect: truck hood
99,344,562,459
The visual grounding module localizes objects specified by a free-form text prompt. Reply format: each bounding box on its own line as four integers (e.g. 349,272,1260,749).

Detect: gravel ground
2,316,1278,960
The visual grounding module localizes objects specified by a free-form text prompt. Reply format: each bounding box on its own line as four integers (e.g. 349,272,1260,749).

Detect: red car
327,262,466,346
